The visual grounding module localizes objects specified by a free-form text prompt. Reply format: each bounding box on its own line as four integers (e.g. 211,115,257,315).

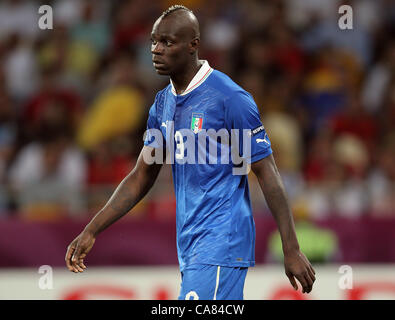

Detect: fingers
65,245,75,272
294,271,310,293
284,251,316,294
286,271,298,291
310,263,316,274
304,271,314,293
308,265,316,282
80,260,87,269
65,241,87,273
289,264,315,293
306,263,316,292
296,255,315,293
65,233,95,273
77,254,87,271
296,269,315,294
71,246,86,273
79,253,87,269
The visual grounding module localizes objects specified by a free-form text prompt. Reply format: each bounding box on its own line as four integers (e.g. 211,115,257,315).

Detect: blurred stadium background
0,0,394,299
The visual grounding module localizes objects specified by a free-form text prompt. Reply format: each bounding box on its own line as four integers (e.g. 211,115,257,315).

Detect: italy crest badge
191,113,203,134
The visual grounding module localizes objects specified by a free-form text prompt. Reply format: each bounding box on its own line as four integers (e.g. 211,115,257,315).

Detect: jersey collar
170,60,213,96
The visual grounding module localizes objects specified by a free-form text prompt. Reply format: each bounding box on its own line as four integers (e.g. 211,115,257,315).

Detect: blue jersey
144,61,272,271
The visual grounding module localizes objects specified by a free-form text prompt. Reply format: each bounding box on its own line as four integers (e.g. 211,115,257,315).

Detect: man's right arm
84,146,163,236
65,145,163,272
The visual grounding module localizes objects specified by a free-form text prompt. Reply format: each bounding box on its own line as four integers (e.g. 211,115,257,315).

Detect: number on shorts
185,290,199,300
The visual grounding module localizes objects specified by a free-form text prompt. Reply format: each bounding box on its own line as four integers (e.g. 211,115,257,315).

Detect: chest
170,96,225,134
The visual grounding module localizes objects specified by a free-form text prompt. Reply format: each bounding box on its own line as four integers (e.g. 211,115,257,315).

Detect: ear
189,38,200,54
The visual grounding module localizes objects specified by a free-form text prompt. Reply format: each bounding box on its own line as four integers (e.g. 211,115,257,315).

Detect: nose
151,42,163,55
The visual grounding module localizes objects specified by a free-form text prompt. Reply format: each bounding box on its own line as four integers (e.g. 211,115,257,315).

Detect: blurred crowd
0,0,394,220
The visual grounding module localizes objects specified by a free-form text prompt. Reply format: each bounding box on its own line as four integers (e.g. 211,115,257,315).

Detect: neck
171,59,203,95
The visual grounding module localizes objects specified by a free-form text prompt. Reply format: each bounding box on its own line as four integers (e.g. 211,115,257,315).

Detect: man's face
150,16,193,76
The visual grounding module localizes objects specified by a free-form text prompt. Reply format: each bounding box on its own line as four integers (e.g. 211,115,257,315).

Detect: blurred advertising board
0,265,394,300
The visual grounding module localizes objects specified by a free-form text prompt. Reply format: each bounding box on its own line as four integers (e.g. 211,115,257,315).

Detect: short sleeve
225,91,272,164
143,100,164,149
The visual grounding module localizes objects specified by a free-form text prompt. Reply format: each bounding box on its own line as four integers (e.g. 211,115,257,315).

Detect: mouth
153,59,165,65
152,58,167,69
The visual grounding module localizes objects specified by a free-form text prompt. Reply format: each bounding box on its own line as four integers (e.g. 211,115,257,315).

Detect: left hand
65,230,96,273
283,249,316,294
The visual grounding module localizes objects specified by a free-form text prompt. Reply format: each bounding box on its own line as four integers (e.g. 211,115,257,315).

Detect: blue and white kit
144,60,272,299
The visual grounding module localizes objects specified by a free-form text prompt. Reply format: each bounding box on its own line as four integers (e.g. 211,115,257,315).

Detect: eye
150,38,157,45
165,40,173,47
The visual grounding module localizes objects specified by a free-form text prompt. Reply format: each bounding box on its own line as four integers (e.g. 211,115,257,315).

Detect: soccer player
65,5,316,300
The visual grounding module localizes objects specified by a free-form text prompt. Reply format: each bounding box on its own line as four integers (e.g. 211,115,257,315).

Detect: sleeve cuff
247,148,273,164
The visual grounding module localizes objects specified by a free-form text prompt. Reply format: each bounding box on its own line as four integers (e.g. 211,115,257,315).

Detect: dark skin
66,10,315,294
251,155,316,293
150,10,201,93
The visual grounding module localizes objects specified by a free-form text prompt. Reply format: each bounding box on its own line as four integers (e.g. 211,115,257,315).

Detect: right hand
284,249,316,294
65,231,96,273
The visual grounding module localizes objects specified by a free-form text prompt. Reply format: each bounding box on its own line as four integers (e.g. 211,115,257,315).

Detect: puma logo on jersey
256,136,269,144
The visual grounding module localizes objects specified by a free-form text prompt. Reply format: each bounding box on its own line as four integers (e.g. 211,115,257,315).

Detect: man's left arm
251,154,316,294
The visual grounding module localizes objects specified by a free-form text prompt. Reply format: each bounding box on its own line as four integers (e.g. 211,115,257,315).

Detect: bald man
65,5,315,300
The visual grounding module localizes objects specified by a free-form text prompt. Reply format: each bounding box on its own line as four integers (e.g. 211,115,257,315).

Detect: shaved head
156,5,200,41
161,4,193,18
